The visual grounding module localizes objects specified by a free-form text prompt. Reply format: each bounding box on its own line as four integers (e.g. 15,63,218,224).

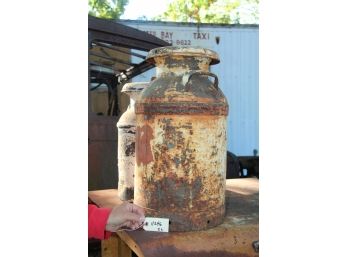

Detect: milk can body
117,82,148,200
134,47,229,231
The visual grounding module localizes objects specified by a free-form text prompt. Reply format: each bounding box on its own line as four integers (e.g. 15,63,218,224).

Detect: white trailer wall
121,20,258,156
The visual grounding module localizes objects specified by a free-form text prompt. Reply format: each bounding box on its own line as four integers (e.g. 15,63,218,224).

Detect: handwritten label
143,217,169,232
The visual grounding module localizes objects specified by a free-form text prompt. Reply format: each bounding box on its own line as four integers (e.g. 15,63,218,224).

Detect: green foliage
89,0,129,19
234,0,258,24
155,0,240,24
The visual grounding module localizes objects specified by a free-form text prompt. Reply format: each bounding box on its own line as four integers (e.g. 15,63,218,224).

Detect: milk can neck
129,98,135,108
127,92,141,108
153,56,211,76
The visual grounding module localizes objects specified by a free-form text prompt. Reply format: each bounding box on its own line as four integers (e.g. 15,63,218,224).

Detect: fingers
125,212,144,225
106,203,146,231
119,220,143,231
126,203,145,221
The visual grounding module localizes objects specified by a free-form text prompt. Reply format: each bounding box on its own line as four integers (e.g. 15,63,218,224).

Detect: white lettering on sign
143,217,169,232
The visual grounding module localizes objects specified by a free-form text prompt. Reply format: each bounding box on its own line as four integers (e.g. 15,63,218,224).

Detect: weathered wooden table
88,178,259,257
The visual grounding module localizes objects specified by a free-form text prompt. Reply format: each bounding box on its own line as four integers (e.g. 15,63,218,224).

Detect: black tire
226,151,241,179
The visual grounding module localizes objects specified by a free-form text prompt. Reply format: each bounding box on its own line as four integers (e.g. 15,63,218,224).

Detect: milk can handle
183,71,219,92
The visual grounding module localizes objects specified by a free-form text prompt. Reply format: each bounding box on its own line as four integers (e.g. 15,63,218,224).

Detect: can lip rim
122,82,150,93
146,46,220,65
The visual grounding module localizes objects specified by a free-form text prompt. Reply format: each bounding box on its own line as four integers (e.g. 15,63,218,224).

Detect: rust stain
135,124,154,166
147,46,220,65
136,102,228,115
135,115,226,231
134,47,228,231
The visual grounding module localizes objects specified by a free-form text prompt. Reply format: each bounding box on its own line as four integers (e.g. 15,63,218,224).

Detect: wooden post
102,234,132,257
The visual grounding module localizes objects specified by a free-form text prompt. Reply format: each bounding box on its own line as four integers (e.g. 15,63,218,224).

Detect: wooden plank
88,189,123,208
102,235,119,257
118,231,145,257
102,234,132,257
119,236,132,257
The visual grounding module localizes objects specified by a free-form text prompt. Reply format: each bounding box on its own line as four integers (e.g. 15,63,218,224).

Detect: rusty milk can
117,82,149,200
134,46,229,231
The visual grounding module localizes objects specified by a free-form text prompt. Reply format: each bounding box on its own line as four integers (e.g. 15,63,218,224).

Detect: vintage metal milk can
134,46,229,231
117,82,149,200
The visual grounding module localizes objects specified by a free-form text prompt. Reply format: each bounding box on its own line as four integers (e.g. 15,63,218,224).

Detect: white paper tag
143,217,169,232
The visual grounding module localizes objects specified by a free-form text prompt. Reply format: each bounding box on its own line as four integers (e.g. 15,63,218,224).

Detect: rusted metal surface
146,46,220,65
134,46,229,231
89,115,118,190
117,82,149,200
119,178,259,257
136,102,228,115
89,115,118,141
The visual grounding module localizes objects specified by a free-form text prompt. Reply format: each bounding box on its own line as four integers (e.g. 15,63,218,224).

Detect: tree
155,0,240,24
232,0,258,24
89,0,129,19
155,0,259,24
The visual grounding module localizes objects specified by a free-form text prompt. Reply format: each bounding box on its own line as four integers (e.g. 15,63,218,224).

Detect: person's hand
105,202,145,232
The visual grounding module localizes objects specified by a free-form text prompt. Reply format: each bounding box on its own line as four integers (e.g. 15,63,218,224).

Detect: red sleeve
88,204,112,240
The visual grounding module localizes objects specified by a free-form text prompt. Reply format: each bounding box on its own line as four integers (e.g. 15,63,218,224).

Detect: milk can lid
146,46,220,65
121,82,149,93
